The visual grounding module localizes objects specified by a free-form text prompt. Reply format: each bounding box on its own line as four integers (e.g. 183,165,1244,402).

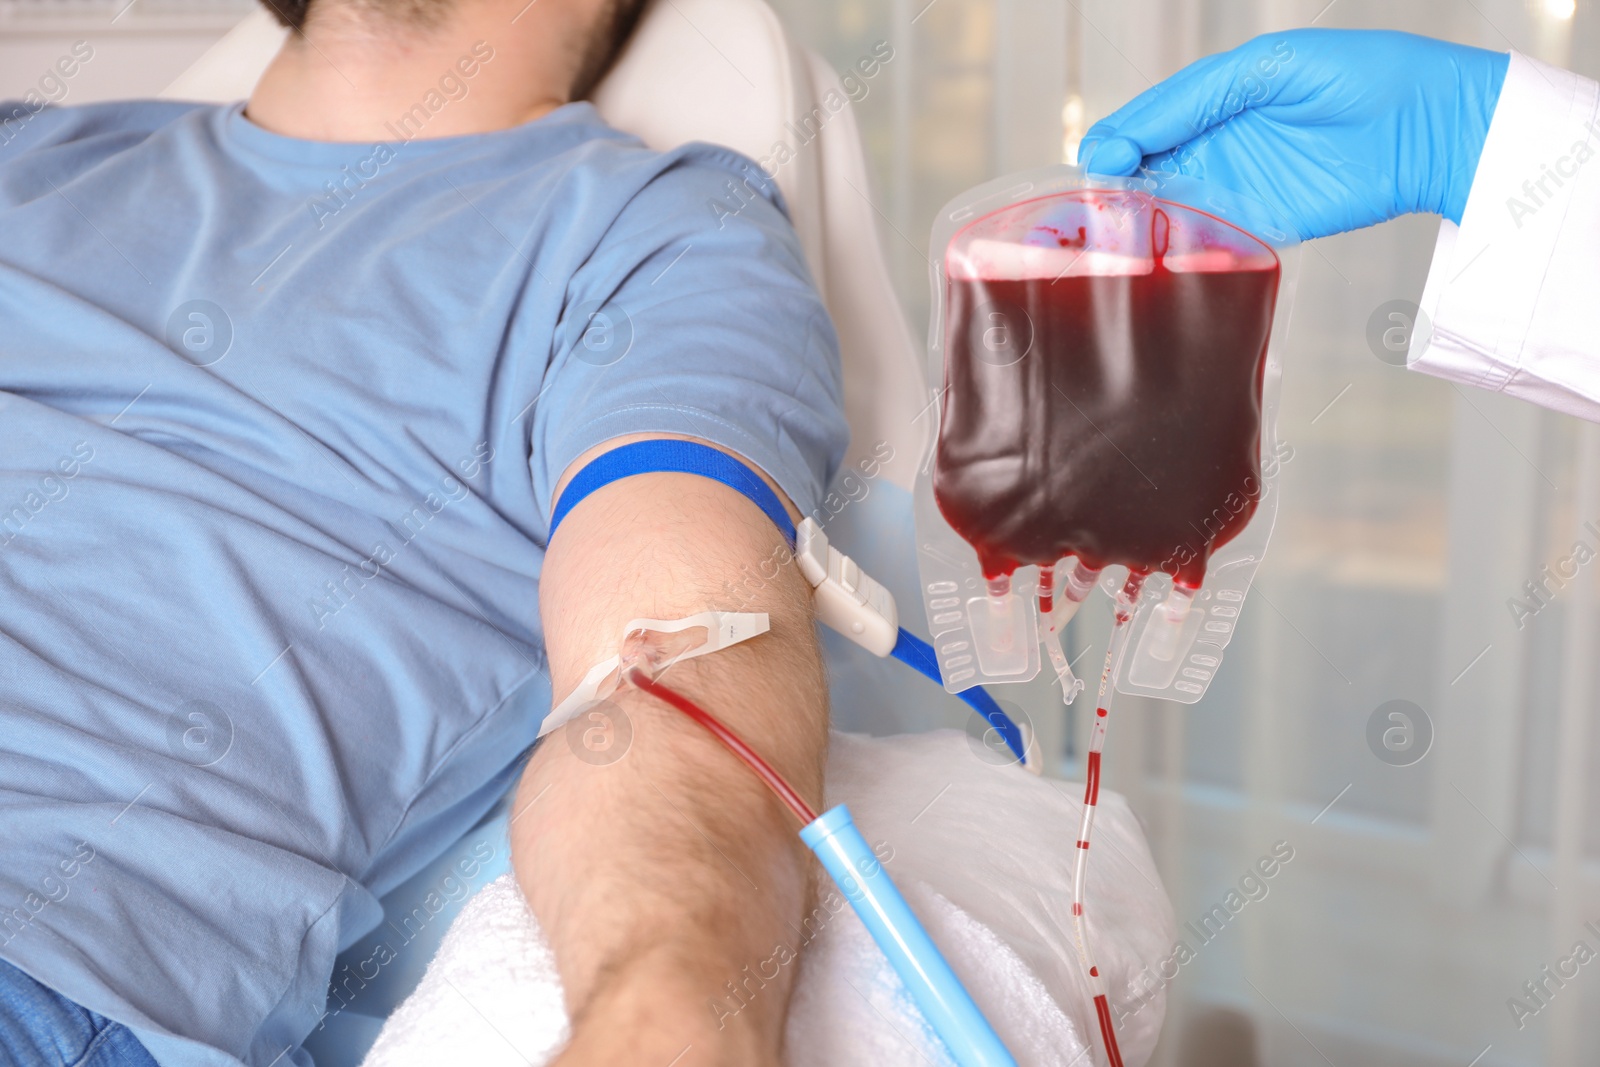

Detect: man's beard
570,0,650,100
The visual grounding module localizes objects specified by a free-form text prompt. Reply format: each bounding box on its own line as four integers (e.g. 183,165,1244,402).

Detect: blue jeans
0,958,158,1067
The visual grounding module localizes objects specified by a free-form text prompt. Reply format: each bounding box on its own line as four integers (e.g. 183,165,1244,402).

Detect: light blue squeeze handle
800,804,1017,1067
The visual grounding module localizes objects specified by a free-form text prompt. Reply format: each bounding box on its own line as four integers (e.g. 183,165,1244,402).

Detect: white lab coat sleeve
1409,51,1600,422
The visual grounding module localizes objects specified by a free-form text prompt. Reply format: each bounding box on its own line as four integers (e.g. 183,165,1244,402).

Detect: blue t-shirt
0,99,846,1066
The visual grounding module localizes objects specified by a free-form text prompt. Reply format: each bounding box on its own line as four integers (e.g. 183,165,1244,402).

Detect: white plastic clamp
795,517,899,657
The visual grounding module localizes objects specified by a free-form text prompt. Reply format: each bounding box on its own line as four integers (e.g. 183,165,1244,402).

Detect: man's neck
246,2,572,143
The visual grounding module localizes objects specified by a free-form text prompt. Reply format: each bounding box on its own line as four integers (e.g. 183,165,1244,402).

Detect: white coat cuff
1410,51,1600,422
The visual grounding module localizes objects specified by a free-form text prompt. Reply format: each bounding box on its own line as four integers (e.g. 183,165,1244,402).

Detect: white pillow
361,729,1175,1067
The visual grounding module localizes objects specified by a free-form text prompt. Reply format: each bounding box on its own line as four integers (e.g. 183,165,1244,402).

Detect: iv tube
1070,572,1143,1067
622,667,1018,1067
625,667,817,824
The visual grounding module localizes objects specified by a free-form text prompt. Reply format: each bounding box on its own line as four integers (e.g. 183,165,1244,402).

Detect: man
0,0,843,1064
1081,28,1600,422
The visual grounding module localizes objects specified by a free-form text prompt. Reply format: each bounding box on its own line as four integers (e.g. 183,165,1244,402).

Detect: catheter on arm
546,613,1021,1067
547,439,1031,764
536,610,771,739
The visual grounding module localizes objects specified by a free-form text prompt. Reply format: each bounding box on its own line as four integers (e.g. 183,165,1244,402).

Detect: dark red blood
933,255,1278,586
1094,993,1126,1067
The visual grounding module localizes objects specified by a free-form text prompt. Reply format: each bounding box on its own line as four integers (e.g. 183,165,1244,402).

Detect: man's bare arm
513,438,825,1067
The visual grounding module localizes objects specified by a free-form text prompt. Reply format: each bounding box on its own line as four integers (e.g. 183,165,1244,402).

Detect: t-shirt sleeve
528,145,849,528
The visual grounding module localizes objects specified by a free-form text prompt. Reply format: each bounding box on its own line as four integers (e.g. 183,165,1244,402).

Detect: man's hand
513,435,824,1067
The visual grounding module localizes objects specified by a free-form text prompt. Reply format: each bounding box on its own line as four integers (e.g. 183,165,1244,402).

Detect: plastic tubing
802,805,1018,1067
1070,572,1143,1067
1041,560,1100,705
889,628,1027,764
624,668,1016,1067
625,667,817,824
957,683,1028,765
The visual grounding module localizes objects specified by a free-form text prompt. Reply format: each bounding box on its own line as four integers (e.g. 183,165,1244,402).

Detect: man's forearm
513,462,826,1066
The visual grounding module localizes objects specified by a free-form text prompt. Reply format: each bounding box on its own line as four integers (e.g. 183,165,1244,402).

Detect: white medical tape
536,611,770,739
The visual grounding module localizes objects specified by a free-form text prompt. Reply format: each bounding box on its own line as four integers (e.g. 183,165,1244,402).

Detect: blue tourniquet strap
550,439,1026,765
891,629,1026,763
549,439,795,545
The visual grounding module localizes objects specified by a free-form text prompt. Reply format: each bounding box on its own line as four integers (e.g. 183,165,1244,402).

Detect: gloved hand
1078,30,1510,240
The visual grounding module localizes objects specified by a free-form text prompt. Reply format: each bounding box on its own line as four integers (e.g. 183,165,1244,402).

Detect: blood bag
912,166,1299,704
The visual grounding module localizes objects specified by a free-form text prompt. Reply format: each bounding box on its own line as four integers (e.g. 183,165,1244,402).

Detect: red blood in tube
933,206,1279,587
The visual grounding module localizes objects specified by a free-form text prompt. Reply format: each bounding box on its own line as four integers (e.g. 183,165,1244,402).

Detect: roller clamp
795,517,899,657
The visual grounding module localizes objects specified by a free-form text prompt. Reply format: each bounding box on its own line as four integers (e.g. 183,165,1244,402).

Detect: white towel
361,730,1175,1067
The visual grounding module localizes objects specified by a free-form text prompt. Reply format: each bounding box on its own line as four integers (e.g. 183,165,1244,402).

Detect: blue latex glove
1078,30,1510,240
